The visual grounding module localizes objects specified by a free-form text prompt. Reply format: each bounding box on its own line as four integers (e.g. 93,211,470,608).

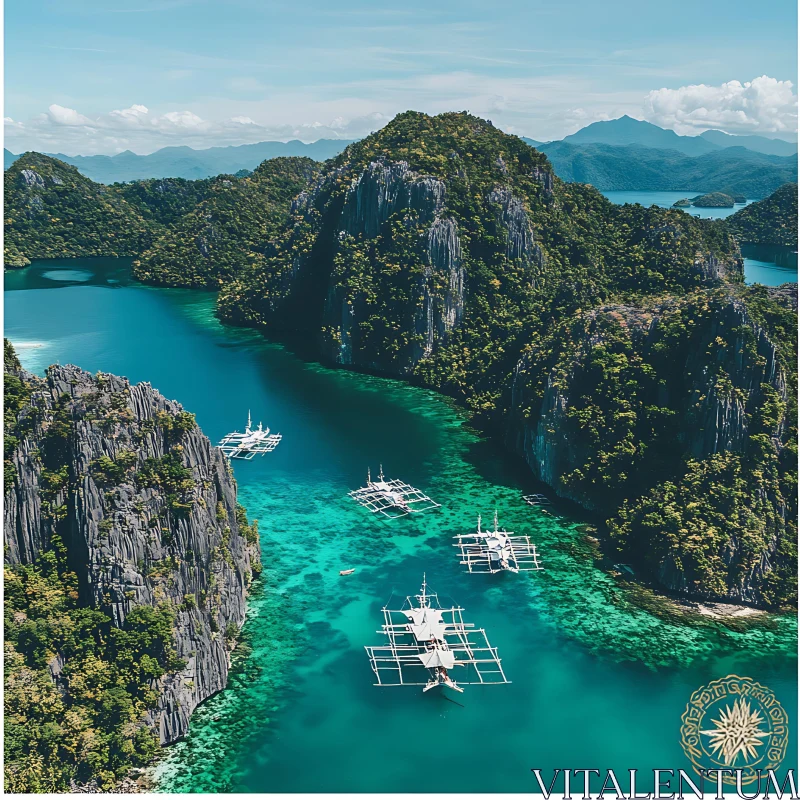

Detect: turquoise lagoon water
602,190,798,287
4,259,797,793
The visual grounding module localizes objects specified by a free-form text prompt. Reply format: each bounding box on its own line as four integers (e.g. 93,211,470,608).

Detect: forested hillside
538,141,797,195
727,183,798,247
133,157,318,287
4,153,317,283
4,153,154,266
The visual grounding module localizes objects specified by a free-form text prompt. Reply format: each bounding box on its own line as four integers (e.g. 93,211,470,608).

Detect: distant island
673,191,747,209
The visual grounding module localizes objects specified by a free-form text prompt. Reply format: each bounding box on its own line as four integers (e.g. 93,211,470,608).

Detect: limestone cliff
4,360,260,745
322,158,466,372
508,290,796,606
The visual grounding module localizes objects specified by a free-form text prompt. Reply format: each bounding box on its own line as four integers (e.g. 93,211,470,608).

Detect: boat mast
417,573,430,609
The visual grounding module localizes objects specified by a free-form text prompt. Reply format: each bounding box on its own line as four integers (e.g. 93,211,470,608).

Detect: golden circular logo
680,674,789,785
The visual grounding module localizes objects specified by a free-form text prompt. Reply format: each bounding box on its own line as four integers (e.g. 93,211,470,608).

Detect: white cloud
47,104,95,127
106,104,150,127
644,75,798,135
3,102,387,155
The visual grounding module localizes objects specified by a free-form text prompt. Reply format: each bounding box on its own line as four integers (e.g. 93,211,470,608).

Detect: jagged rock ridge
4,360,260,745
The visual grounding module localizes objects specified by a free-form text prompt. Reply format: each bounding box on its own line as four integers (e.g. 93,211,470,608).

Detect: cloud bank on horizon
4,74,797,156
4,104,392,154
645,76,797,136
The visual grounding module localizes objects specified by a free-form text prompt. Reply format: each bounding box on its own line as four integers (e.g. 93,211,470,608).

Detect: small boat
348,465,440,518
364,574,510,693
522,493,551,506
218,410,282,459
339,568,356,576
453,511,543,574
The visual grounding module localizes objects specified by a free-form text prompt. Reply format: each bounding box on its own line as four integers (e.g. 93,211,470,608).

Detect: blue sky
5,0,798,154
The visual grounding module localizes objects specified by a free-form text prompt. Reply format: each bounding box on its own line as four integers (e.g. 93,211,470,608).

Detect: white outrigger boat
365,575,510,693
348,465,440,519
454,511,543,574
522,493,550,506
217,411,282,459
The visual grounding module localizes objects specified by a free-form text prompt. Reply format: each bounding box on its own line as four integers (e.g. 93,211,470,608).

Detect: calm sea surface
602,190,798,287
5,259,797,792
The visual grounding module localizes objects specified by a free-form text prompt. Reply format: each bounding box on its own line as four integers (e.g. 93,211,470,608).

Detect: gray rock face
684,299,786,459
412,217,465,362
694,250,744,283
510,298,788,505
341,160,445,238
324,159,464,372
532,165,554,198
19,169,45,189
507,296,792,603
488,187,544,282
509,305,657,510
4,364,260,745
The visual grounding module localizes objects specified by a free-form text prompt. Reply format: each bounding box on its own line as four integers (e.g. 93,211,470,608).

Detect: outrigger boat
454,511,544,574
348,465,440,519
522,493,550,506
364,575,510,693
218,411,282,459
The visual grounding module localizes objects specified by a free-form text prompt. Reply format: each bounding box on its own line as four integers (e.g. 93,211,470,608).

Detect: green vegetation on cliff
133,157,318,287
3,153,316,283
4,153,154,266
510,288,797,607
727,183,798,247
4,553,180,791
691,191,736,208
219,111,739,418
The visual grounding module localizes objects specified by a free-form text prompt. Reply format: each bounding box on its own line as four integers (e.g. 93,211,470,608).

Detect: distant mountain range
537,142,797,196
3,139,352,183
5,115,796,195
556,115,798,157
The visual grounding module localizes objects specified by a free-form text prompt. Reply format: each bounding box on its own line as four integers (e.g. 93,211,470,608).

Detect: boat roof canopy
418,648,456,669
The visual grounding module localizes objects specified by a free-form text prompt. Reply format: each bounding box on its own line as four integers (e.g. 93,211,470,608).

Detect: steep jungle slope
115,176,215,227
4,153,155,267
217,111,795,607
3,341,261,791
727,183,798,247
133,157,318,288
510,287,797,607
3,153,316,283
218,111,741,418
